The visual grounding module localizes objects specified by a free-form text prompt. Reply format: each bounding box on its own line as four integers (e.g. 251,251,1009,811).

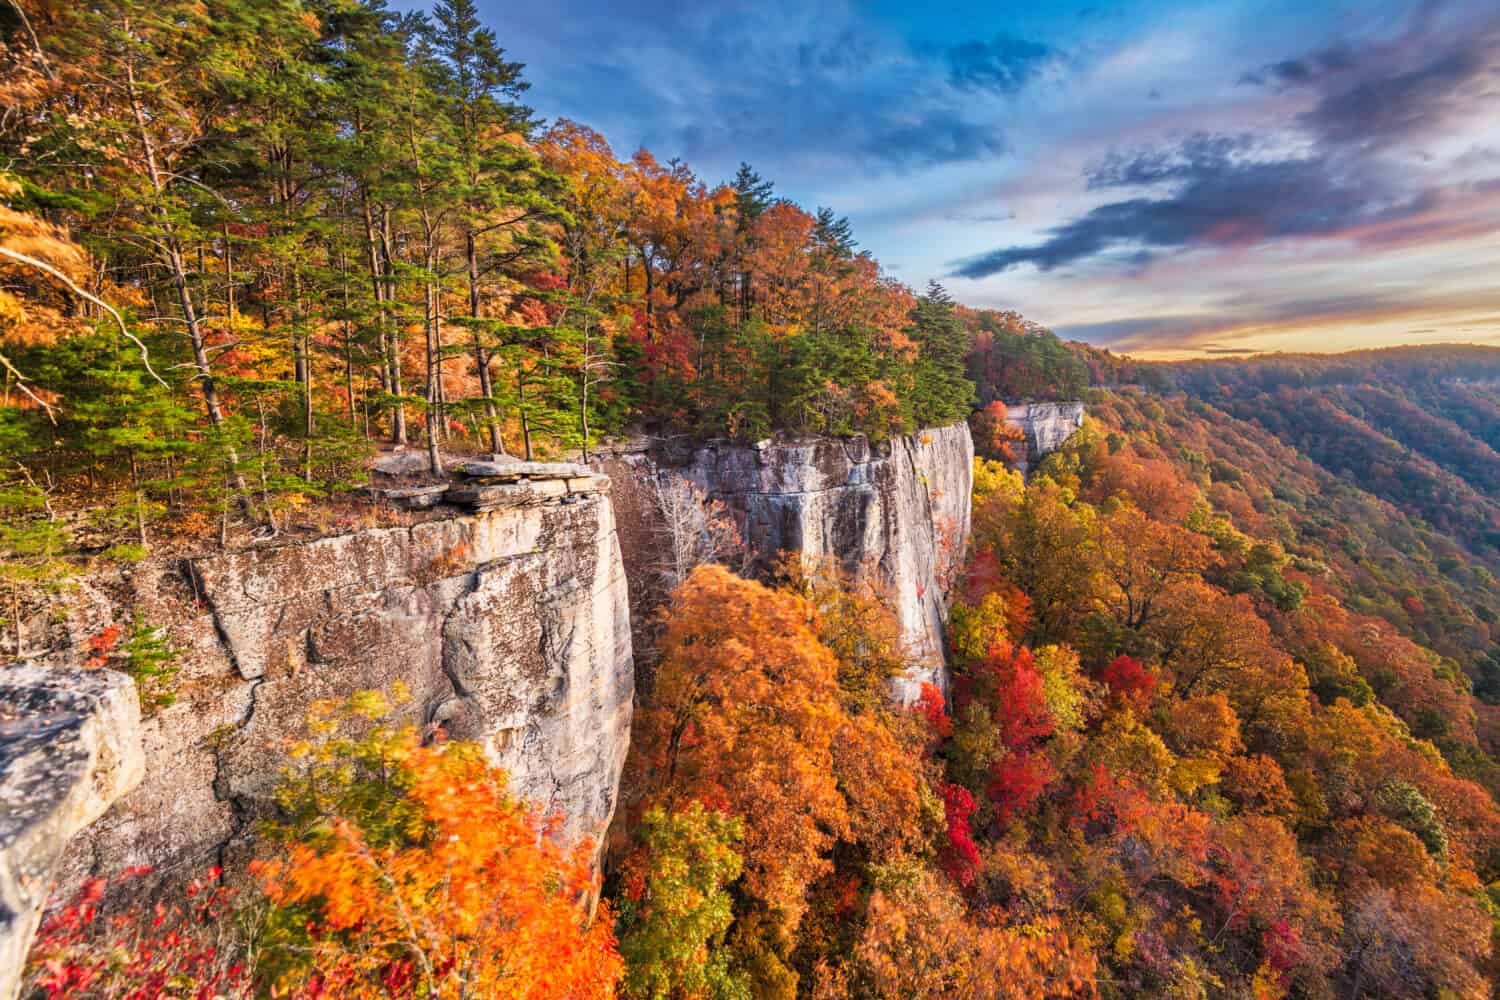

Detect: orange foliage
253,733,621,999
630,564,850,927
853,868,1096,999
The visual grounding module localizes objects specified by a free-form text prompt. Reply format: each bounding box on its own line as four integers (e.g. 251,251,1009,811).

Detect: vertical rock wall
54,485,633,892
0,666,143,1000
597,422,973,700
10,420,980,974
1004,402,1086,474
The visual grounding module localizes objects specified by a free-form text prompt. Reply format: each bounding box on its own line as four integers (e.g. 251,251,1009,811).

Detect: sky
393,0,1500,358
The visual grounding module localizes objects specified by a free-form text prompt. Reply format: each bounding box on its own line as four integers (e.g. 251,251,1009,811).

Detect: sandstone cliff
6,422,978,979
53,479,632,892
1004,402,1086,474
596,421,974,700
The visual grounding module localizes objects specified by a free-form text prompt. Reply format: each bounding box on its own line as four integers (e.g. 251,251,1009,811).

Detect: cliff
596,422,973,700
5,422,977,977
53,474,632,892
1004,402,1086,474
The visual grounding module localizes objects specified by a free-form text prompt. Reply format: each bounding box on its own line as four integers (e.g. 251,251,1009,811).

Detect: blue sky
394,0,1500,357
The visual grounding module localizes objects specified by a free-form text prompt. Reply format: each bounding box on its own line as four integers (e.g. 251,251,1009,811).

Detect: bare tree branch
0,348,55,423
0,244,168,388
4,0,55,80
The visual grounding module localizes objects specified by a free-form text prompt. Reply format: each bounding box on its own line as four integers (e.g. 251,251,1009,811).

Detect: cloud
491,4,1042,178
949,133,1431,277
1058,286,1500,354
946,34,1058,94
1237,43,1355,87
1239,16,1500,149
950,6,1500,280
859,112,1010,168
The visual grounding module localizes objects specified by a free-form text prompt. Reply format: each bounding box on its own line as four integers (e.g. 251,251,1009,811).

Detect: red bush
27,866,250,1000
988,750,1055,826
1100,654,1157,712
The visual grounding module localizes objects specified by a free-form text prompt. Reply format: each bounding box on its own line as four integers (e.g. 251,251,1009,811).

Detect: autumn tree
254,689,622,999
629,564,850,929
615,802,748,1000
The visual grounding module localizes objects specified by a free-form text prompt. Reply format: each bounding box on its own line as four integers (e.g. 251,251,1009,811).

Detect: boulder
371,450,432,477
0,665,144,1000
363,483,451,509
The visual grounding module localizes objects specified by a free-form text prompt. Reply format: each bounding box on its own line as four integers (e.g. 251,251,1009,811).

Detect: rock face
597,422,973,700
57,480,632,896
0,665,144,1000
1004,402,1086,473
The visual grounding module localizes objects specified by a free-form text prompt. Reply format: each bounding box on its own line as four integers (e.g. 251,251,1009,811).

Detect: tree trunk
423,274,443,475
363,198,406,444
517,364,532,461
124,54,252,518
467,231,505,454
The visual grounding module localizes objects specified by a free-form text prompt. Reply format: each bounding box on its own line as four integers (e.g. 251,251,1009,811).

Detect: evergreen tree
813,207,857,259
907,281,975,425
731,163,775,222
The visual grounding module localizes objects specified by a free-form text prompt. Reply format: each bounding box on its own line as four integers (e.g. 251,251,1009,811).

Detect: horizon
391,0,1500,360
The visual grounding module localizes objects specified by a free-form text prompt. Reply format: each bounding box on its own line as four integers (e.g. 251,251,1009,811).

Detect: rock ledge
0,665,144,1000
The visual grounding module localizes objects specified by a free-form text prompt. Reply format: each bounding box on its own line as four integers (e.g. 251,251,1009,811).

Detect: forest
5,1,1500,998
0,0,973,563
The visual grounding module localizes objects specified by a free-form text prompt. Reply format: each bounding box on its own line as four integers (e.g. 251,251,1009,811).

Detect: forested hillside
595,372,1500,996
1128,348,1500,554
1071,347,1500,709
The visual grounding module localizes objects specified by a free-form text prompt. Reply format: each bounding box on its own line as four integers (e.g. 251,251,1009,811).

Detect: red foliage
1100,654,1157,713
27,866,250,1000
1069,763,1147,835
1071,764,1116,827
992,645,1053,750
940,783,981,887
1261,919,1303,981
988,750,1055,826
963,550,1004,605
915,682,952,740
85,624,123,669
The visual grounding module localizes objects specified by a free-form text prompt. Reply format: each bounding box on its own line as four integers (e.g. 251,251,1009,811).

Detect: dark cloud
1239,18,1500,149
1299,46,1496,148
946,34,1058,94
861,113,1010,168
950,133,1428,277
1238,43,1355,87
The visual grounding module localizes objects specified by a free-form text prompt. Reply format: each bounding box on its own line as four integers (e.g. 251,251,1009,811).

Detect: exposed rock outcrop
596,422,973,700
56,476,632,896
10,423,979,978
0,665,143,1000
1004,402,1086,473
